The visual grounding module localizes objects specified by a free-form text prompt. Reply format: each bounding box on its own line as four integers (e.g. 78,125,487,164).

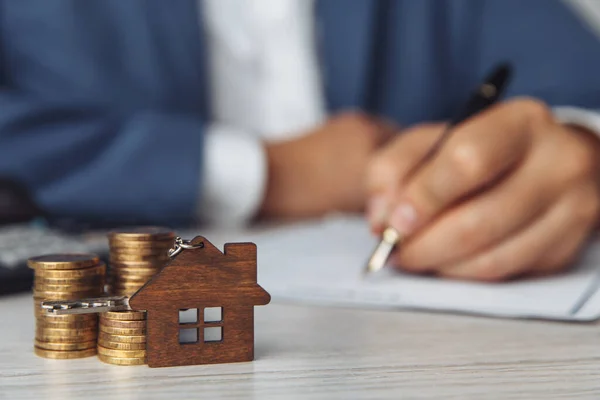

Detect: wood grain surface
1,293,600,399
129,236,270,367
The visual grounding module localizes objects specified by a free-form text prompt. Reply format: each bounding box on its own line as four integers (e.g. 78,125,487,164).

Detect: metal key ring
168,237,204,258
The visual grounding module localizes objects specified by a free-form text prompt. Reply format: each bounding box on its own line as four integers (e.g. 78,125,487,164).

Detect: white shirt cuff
198,124,267,226
553,106,600,136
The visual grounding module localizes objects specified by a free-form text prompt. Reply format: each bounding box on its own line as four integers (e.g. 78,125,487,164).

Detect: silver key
41,296,131,315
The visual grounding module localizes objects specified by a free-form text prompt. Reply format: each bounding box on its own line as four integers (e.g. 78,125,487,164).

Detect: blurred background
1,0,600,295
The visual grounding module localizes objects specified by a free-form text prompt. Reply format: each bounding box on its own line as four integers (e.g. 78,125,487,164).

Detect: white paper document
208,216,600,321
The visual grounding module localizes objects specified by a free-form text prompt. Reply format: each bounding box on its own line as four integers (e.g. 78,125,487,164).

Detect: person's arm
0,89,396,227
0,93,204,225
197,125,268,226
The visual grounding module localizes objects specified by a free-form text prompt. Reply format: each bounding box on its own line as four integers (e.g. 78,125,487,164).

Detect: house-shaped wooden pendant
128,236,271,368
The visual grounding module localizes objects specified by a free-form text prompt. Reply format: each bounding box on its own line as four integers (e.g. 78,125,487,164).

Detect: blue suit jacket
0,0,599,225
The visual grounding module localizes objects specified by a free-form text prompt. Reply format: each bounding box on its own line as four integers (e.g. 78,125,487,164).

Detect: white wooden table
1,292,599,399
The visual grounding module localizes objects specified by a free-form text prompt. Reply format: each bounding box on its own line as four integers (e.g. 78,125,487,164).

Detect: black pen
364,62,513,275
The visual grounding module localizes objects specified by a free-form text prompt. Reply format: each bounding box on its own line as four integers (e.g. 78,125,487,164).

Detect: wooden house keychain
42,236,271,368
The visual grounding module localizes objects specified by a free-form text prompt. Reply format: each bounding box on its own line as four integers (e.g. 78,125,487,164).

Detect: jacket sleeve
0,92,204,226
452,0,600,110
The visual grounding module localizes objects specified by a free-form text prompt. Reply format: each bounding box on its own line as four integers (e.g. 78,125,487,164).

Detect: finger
387,100,542,237
367,123,445,193
393,139,555,271
366,124,445,229
536,183,600,272
371,115,402,144
436,190,591,282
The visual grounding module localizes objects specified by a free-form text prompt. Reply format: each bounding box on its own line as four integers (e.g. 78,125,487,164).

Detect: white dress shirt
199,0,324,226
198,0,600,227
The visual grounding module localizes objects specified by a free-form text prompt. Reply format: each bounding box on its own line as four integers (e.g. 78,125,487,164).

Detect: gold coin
36,331,98,342
98,332,146,343
37,313,97,323
37,319,98,330
33,297,45,316
107,288,145,297
108,274,159,283
32,289,104,300
101,310,146,321
108,239,174,250
35,273,105,283
97,353,146,365
36,326,98,337
109,272,159,279
108,238,173,247
107,279,151,288
110,246,172,256
35,333,98,343
110,253,170,263
100,325,146,335
34,275,105,286
107,287,143,296
108,283,146,291
97,339,146,350
34,335,96,344
35,339,97,351
109,278,151,290
108,288,139,297
34,346,97,359
109,234,175,244
33,264,106,278
97,345,146,358
33,282,104,292
109,261,167,275
107,275,151,283
100,319,146,329
37,316,97,326
110,259,165,266
28,254,101,270
107,285,148,295
40,313,98,320
109,267,158,275
108,227,175,242
109,266,161,274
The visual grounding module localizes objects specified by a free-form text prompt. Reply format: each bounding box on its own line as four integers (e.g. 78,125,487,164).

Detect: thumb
366,123,446,231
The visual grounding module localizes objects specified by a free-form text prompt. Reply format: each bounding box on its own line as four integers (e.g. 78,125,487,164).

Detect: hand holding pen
364,63,600,281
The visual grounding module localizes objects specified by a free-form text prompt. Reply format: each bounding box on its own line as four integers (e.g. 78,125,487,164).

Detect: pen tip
364,228,401,276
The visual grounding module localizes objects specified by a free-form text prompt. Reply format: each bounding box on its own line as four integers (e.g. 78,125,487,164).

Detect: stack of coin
97,311,147,365
29,254,106,359
107,227,175,296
